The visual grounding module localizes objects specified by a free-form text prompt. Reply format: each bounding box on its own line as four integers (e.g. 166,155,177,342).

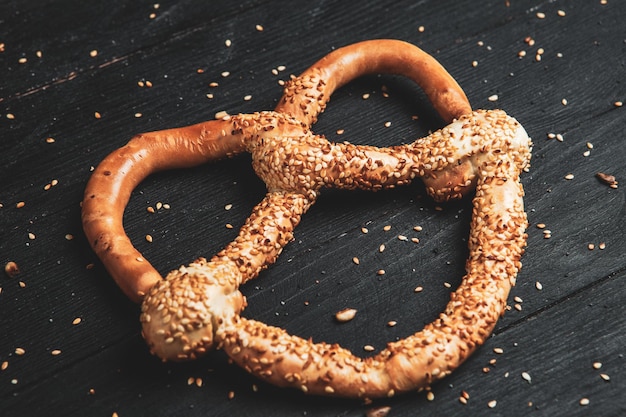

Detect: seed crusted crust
81,39,532,399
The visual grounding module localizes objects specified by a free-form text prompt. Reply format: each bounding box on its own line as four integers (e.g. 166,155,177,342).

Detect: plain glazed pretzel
82,39,531,399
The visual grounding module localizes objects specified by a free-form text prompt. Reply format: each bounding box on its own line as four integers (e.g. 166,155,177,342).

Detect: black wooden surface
1,1,625,416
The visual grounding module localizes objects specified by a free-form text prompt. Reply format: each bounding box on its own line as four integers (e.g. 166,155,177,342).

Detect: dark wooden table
1,1,625,416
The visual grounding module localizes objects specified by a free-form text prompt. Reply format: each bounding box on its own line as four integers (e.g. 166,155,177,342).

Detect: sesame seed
426,391,435,401
28,232,36,240
413,225,423,232
90,49,98,57
228,390,235,400
488,400,497,408
562,98,568,106
579,398,590,406
134,112,142,118
472,60,478,67
387,321,397,327
363,345,375,352
593,361,602,369
414,286,423,293
215,110,229,119
1,361,8,371
46,137,56,143
600,373,610,381
379,244,385,253
599,242,606,250
615,101,623,107
418,25,425,33
588,243,595,250
221,71,230,78
521,372,532,383
15,347,25,355
225,223,233,229
145,234,153,243
536,223,546,229
72,317,82,325
352,257,360,265
16,201,25,208
336,129,344,135
243,95,252,101
443,281,452,288
488,94,498,102
377,269,385,276
335,308,357,322
147,206,155,213
535,281,543,290
225,39,232,47
255,24,264,31
187,377,194,385
362,93,370,99
493,347,504,354
51,349,62,356
383,225,392,231
4,261,20,278
564,173,574,180
397,235,408,241
536,12,545,19
361,227,369,234
384,121,391,128
224,204,233,210
18,57,27,64
557,9,566,17
94,111,102,119
65,234,74,240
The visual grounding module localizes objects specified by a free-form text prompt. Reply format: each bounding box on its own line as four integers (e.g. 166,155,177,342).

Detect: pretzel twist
82,39,531,399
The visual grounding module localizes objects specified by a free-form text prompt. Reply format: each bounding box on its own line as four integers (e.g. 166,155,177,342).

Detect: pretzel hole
239,189,472,357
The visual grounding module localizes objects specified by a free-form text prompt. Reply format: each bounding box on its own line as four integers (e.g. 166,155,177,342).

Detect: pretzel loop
82,39,531,399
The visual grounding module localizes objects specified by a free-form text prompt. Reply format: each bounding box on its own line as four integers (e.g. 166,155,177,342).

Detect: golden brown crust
81,39,531,398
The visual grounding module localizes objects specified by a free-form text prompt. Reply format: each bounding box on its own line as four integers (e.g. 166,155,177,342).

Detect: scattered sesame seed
215,110,229,119
414,286,423,293
362,93,370,99
277,65,286,72
488,400,497,408
363,345,375,352
383,225,392,231
521,372,532,383
243,94,252,101
535,281,543,290
488,94,499,102
593,361,602,369
94,111,102,119
418,25,425,33
72,317,82,325
16,201,25,208
255,24,264,31
536,223,546,229
600,373,610,381
413,225,423,232
379,244,386,253
46,137,56,143
536,12,546,19
599,242,606,250
1,361,8,371
209,82,219,87
224,204,233,210
5,261,20,278
65,234,74,240
15,347,25,355
90,49,98,57
443,282,452,288
28,232,36,240
579,398,590,406
187,377,194,385
147,206,155,213
6,113,15,119
18,57,27,64
228,390,235,400
557,9,566,17
361,227,369,234
134,112,142,118
51,349,62,356
221,71,230,78
145,234,153,243
472,60,478,67
411,237,420,244
556,133,564,141
387,321,397,327
377,269,385,276
564,173,574,180
518,50,527,58
352,257,360,265
588,243,595,250
615,101,623,107
397,235,408,241
562,98,568,106
196,377,203,387
384,121,391,128
335,308,357,322
225,39,232,47
225,223,233,229
493,347,504,354
336,129,345,135
426,391,435,401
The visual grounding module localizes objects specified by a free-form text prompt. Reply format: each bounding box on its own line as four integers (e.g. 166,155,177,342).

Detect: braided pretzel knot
82,39,531,398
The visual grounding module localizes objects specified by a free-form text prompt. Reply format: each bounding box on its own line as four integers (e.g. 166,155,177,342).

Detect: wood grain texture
1,0,625,416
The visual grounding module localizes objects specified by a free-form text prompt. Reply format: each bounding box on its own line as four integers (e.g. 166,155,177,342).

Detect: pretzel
82,39,531,399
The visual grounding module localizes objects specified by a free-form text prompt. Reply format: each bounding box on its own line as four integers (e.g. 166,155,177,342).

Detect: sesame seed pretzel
82,39,531,399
